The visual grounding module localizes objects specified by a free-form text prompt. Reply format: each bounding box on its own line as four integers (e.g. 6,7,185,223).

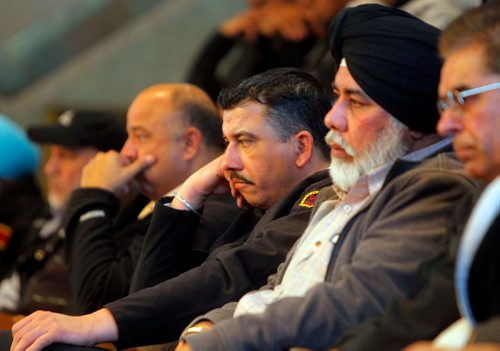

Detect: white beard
326,118,409,192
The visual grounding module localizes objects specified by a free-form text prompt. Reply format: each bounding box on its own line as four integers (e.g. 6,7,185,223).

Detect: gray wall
0,0,246,126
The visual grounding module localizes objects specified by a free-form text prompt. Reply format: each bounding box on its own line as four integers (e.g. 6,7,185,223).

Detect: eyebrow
129,126,148,133
331,83,369,98
231,131,257,139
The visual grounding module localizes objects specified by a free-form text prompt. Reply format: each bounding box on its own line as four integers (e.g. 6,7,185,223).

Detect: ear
180,127,203,161
293,131,314,168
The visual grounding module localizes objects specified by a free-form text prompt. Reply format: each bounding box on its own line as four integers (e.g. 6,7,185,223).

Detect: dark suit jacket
106,170,331,348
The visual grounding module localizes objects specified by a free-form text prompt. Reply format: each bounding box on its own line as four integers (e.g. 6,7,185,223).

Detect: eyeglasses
437,81,500,115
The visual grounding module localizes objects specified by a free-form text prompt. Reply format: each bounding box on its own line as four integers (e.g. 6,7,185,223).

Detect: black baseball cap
27,110,127,151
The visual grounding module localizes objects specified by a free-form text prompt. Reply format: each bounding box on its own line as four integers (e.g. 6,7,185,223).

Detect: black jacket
0,176,46,280
64,189,240,314
106,170,332,348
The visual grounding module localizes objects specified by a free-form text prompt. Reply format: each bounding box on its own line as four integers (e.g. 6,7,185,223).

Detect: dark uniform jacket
5,212,69,315
64,189,240,314
0,191,148,315
0,176,45,280
105,170,331,348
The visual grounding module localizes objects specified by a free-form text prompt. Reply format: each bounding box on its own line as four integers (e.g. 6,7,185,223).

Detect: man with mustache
8,67,333,350
172,5,481,351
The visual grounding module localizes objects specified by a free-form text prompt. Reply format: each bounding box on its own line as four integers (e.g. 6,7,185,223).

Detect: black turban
328,4,442,134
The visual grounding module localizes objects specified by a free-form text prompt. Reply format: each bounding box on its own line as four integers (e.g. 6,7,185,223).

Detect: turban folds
328,4,442,134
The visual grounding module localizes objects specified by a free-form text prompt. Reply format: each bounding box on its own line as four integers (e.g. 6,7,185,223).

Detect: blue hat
0,114,40,180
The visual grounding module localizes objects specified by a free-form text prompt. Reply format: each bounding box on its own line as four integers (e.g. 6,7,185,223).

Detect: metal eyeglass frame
437,81,500,115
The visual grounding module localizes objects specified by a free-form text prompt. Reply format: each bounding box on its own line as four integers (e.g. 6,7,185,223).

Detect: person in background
346,0,480,29
0,110,127,316
187,0,346,99
0,114,44,281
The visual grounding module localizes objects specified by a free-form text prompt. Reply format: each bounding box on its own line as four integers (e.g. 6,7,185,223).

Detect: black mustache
229,172,255,185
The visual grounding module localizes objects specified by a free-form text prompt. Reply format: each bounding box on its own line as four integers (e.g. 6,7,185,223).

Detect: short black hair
217,67,331,160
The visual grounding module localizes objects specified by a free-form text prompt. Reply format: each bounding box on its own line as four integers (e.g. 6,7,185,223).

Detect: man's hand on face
80,151,156,195
171,156,233,211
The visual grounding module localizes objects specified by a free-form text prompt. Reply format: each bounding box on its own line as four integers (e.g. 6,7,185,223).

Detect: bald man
63,83,240,313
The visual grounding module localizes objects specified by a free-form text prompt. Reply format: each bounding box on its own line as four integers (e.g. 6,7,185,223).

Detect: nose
221,143,243,171
436,108,463,138
119,138,137,161
324,99,347,132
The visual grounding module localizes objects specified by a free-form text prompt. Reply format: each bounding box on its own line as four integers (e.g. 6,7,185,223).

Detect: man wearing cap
0,110,127,315
61,83,240,314
172,5,481,350
0,114,44,281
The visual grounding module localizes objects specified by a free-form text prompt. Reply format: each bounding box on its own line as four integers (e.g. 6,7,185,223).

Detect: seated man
172,5,480,350
0,110,127,315
9,67,332,350
400,2,500,350
335,1,499,349
63,83,241,313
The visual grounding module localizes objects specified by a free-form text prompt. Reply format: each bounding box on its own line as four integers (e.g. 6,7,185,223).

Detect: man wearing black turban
171,5,477,350
328,3,442,134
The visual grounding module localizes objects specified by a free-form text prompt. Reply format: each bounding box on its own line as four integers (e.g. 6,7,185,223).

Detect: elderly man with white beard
175,5,481,351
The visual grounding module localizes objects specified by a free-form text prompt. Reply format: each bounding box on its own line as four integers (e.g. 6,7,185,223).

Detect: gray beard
326,118,409,192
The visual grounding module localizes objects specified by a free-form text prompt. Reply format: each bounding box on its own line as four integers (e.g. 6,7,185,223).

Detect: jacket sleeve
197,241,301,325
129,198,204,291
105,172,332,348
64,188,148,314
336,232,462,350
106,206,311,347
185,160,479,350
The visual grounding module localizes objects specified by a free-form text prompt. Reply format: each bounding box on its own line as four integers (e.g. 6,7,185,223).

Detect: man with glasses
437,82,500,116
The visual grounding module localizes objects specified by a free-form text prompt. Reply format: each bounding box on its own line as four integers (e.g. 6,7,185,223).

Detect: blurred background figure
0,110,127,317
0,114,44,281
187,0,344,99
1,0,479,131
